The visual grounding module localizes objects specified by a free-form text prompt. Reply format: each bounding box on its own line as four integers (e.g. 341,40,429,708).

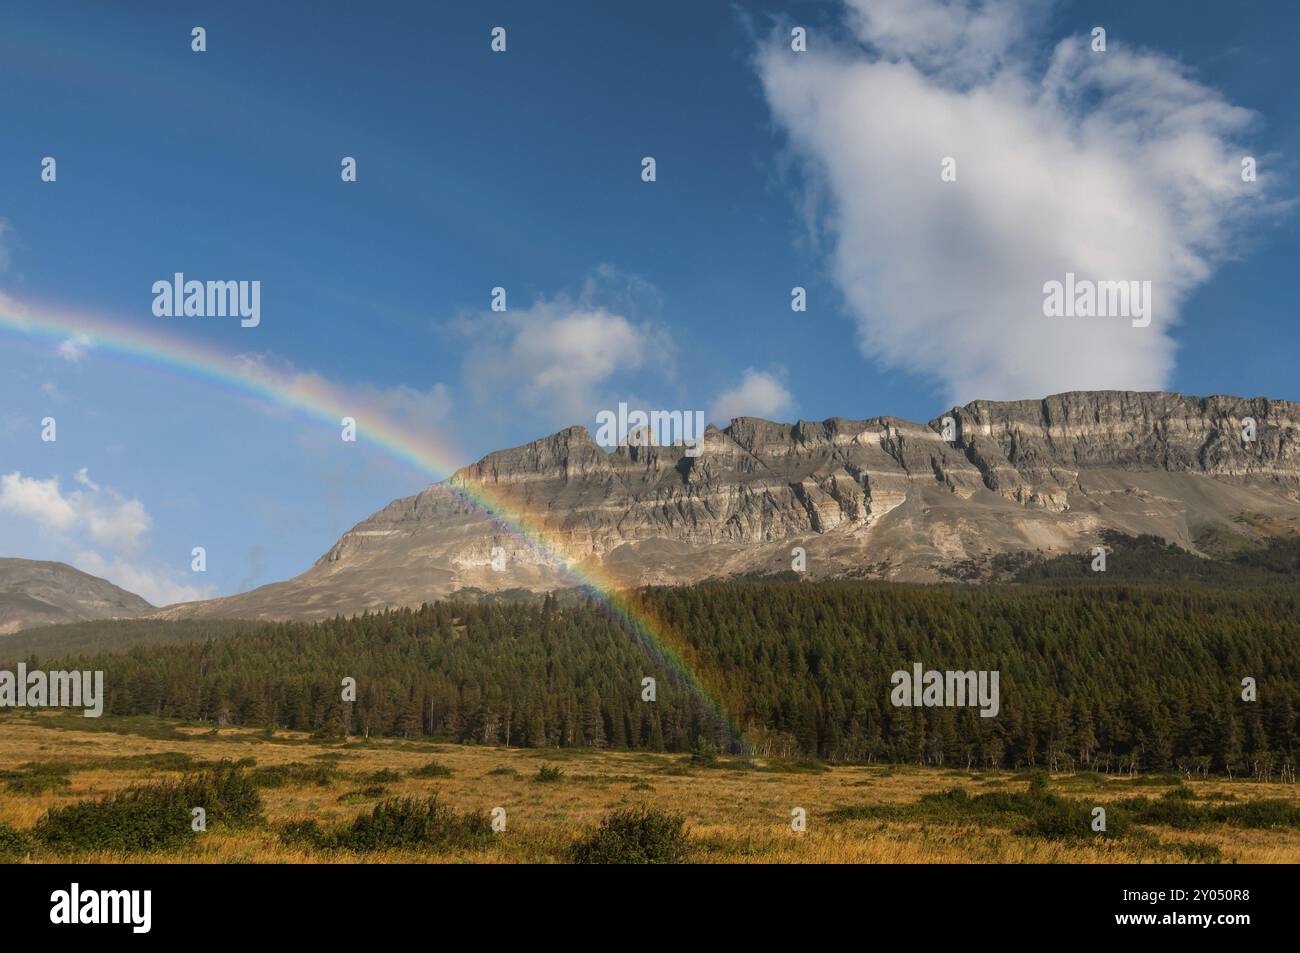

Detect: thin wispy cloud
57,333,94,362
231,352,453,433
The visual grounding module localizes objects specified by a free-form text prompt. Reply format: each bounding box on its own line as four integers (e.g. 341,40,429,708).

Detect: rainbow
0,295,745,743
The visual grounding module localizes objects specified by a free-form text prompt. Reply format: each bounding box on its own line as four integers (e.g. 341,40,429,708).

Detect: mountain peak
153,389,1300,623
451,424,609,488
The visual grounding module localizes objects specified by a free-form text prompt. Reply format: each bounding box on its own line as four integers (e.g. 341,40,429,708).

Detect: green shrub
1214,799,1300,829
833,785,1130,840
1024,770,1051,795
1,762,71,795
36,789,190,853
688,736,719,766
0,822,30,857
33,761,262,854
281,795,492,852
1016,797,1129,841
337,784,388,803
101,752,197,772
570,806,691,864
411,760,453,778
278,819,325,848
1118,795,1300,830
179,762,263,823
368,768,403,783
533,764,564,783
248,762,335,788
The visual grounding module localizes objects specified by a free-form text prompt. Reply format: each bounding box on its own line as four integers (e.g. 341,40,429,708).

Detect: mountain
0,558,154,634
156,390,1300,622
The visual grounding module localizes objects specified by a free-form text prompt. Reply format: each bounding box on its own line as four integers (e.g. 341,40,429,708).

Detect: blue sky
1,0,1297,604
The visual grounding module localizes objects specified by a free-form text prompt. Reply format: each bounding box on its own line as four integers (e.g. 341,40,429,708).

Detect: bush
0,822,30,857
533,764,564,783
1016,797,1129,841
1,763,71,795
36,789,190,853
248,762,335,788
411,760,453,779
281,795,493,852
180,762,263,823
368,768,403,783
337,784,388,803
834,785,1130,840
33,761,262,854
688,736,719,766
570,806,691,864
1117,795,1300,831
278,819,325,848
103,752,197,772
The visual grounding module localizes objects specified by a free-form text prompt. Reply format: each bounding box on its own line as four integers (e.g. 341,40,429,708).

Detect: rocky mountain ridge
153,390,1300,621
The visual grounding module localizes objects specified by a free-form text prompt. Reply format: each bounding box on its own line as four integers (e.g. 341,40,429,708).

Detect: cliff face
945,392,1300,507
159,391,1300,621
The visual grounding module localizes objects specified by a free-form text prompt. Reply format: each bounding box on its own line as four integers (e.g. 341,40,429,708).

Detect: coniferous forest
15,577,1300,780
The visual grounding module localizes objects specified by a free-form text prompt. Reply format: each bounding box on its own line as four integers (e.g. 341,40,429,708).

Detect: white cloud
0,469,211,606
72,551,212,607
84,496,149,552
0,472,78,531
1,469,149,552
57,333,94,362
709,367,795,424
460,280,673,427
758,0,1275,403
842,0,1039,85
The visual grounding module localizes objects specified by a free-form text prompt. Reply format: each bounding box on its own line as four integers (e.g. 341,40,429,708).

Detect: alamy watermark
1042,272,1151,328
152,273,261,327
50,883,150,933
0,664,104,717
890,663,1000,718
594,402,705,457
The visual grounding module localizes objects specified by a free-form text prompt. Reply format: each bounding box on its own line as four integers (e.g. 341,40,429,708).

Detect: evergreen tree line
27,582,1300,777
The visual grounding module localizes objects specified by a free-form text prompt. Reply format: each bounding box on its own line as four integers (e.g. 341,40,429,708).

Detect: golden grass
2,712,1297,864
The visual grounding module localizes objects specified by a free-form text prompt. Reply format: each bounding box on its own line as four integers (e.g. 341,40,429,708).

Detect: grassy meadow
1,711,1298,863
